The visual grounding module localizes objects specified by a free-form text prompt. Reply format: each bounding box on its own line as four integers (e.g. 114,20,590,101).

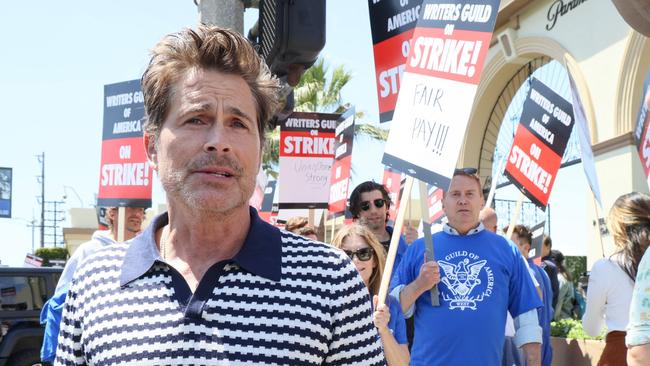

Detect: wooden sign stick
117,206,126,242
378,176,414,306
506,193,525,239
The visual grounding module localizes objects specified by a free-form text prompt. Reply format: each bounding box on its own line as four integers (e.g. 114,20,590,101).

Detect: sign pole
506,193,525,239
117,206,126,242
418,180,440,306
378,176,414,306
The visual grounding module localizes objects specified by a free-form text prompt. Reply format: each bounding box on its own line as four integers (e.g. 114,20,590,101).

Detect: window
0,276,47,311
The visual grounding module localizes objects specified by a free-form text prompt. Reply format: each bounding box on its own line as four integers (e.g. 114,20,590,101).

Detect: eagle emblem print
438,251,494,310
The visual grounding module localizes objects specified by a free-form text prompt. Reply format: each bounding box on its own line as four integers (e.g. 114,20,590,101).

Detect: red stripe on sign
97,137,153,200
280,131,336,158
504,124,562,207
372,30,415,115
328,155,352,214
405,27,492,85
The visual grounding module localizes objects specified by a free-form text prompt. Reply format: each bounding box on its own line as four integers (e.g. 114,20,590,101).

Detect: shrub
34,247,69,267
550,319,604,340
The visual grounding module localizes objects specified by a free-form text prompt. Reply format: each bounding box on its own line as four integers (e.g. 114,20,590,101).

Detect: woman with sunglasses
331,224,409,366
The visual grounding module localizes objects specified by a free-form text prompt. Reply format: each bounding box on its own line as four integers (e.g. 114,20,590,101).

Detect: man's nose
204,122,232,153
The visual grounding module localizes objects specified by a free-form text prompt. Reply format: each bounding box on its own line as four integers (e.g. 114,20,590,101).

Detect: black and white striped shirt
55,208,385,365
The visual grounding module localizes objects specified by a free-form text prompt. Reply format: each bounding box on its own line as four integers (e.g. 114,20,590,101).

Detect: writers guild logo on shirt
438,251,494,311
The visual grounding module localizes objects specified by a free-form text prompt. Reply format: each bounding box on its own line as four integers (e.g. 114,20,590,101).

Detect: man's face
107,207,145,233
442,175,484,234
511,233,530,258
125,207,145,233
356,190,388,232
145,69,261,214
541,243,551,257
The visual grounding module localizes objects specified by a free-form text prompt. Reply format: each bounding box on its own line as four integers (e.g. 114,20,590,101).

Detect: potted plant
550,319,605,366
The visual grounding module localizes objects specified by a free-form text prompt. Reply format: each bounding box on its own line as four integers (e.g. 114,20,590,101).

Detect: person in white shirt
583,192,650,365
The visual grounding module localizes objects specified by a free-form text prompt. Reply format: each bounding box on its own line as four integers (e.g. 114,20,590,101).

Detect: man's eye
233,119,249,129
185,118,203,125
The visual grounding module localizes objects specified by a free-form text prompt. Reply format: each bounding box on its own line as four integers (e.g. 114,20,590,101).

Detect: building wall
464,0,650,267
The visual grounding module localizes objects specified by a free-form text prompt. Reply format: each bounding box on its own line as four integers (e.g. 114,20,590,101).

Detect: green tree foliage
263,58,388,176
34,247,68,267
550,319,604,340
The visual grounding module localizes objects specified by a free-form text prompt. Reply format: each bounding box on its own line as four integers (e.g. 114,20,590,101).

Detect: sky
0,0,591,266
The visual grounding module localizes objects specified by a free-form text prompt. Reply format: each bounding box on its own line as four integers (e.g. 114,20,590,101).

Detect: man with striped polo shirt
55,25,384,366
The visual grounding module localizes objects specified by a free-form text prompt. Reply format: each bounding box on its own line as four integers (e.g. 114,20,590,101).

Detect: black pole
40,152,45,248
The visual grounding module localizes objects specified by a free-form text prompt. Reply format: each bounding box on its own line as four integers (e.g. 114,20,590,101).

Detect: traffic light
256,0,326,86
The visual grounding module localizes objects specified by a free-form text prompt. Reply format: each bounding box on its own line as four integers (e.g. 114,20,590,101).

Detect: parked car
0,267,61,366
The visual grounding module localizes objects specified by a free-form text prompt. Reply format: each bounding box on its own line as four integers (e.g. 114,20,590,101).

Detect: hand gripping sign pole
377,176,414,306
505,193,525,239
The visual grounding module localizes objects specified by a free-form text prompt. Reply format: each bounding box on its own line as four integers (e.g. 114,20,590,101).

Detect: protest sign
504,78,575,208
633,69,650,190
368,0,423,122
250,168,268,210
279,112,337,209
258,180,278,223
427,184,445,224
382,0,500,189
97,80,152,208
0,167,12,218
328,108,355,217
529,220,546,260
382,167,403,225
568,71,602,207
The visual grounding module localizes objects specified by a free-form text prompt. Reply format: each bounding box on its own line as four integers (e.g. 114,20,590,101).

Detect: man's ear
144,132,158,170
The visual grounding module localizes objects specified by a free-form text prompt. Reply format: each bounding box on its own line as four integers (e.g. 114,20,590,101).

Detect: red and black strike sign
97,80,153,208
505,78,575,209
328,109,356,217
382,167,403,225
427,185,445,224
368,0,423,122
258,180,277,223
279,112,338,209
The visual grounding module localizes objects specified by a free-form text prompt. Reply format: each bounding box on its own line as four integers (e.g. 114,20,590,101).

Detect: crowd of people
39,24,650,366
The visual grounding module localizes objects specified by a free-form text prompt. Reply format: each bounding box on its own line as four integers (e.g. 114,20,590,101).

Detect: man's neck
161,200,251,291
448,221,481,235
371,226,390,242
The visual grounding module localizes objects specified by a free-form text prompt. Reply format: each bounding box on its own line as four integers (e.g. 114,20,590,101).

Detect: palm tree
263,58,388,176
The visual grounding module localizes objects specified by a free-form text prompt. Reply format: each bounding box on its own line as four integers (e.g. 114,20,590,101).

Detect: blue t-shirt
387,294,408,345
394,230,542,366
529,258,554,366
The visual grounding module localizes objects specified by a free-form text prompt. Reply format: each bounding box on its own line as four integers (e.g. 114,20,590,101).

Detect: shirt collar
443,222,485,236
120,207,283,286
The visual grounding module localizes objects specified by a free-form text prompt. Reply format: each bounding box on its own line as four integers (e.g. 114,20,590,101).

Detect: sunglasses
343,247,374,261
360,199,386,211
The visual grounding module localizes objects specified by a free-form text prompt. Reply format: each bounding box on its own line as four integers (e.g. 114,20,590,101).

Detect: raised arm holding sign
377,1,543,365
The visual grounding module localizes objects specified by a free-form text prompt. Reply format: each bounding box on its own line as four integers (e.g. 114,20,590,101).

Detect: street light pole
196,0,246,32
63,185,84,207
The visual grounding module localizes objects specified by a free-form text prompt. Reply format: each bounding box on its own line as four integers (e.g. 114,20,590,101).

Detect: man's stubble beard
159,154,252,217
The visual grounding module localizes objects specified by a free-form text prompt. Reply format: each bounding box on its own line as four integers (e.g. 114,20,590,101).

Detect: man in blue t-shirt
392,169,543,366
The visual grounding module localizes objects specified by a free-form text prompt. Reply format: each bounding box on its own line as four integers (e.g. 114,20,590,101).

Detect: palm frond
354,123,389,141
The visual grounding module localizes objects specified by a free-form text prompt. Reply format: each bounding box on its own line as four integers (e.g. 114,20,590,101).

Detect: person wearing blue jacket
39,207,143,363
511,224,555,366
